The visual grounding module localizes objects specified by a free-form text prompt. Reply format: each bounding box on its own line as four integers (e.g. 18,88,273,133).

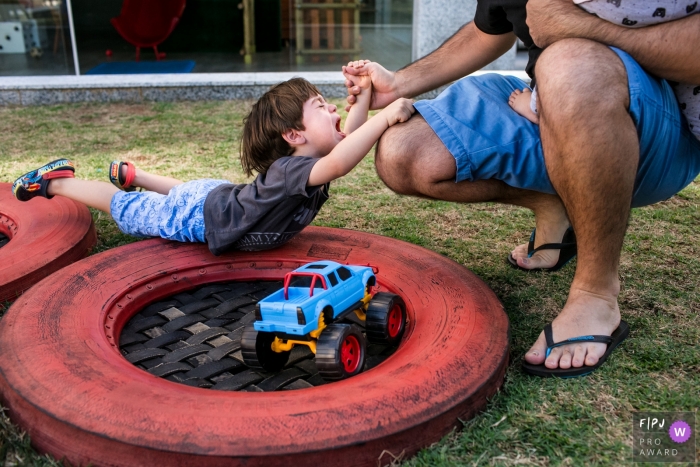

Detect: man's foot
12,159,75,201
508,88,539,124
510,207,571,270
524,288,621,370
508,227,576,272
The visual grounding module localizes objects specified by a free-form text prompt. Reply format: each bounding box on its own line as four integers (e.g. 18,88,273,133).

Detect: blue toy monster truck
241,260,406,381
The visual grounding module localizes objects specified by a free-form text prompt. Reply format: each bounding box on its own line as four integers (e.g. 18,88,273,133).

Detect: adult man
344,0,700,376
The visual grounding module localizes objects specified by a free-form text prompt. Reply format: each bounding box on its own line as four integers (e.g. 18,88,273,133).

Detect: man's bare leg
376,114,571,263
525,39,637,370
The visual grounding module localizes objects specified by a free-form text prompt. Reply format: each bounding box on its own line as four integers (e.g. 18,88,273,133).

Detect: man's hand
526,0,595,48
343,61,400,111
380,98,415,127
342,60,373,92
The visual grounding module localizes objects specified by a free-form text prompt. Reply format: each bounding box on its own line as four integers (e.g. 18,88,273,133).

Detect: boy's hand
342,60,373,92
382,98,415,127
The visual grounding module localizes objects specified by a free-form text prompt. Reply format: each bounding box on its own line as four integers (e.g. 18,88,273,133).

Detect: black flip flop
507,227,577,272
522,320,630,378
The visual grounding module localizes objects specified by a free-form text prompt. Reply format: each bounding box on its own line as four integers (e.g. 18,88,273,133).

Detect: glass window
0,0,77,76
327,271,338,287
3,0,413,76
337,267,352,281
288,0,412,72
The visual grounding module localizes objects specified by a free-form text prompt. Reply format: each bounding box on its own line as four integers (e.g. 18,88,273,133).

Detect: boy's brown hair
241,78,322,176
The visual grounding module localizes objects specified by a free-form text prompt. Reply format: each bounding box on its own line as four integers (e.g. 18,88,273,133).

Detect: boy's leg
47,176,176,240
111,179,227,242
48,178,118,213
130,167,183,195
113,162,183,195
508,88,539,124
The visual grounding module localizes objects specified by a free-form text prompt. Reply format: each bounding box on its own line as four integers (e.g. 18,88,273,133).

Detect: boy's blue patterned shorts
110,179,228,243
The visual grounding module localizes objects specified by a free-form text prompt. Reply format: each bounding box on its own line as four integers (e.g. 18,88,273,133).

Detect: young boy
508,1,700,140
12,64,414,255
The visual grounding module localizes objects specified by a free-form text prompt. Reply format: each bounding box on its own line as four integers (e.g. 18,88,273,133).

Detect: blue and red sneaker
12,159,75,201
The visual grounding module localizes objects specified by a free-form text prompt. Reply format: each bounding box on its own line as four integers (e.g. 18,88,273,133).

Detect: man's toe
572,345,586,367
584,344,605,366
524,332,547,365
517,255,544,269
544,347,563,369
510,244,528,261
517,250,560,270
559,349,573,369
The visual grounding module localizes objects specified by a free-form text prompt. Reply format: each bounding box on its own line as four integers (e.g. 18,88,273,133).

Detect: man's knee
375,119,419,195
536,39,628,116
375,114,456,196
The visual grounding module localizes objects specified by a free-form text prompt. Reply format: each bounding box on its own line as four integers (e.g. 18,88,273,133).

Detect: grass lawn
0,101,698,466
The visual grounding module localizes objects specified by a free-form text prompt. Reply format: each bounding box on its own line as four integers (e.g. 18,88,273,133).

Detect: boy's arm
341,60,373,135
342,82,371,135
307,98,415,187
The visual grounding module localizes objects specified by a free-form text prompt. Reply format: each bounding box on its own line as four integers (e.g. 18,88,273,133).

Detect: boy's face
299,94,345,156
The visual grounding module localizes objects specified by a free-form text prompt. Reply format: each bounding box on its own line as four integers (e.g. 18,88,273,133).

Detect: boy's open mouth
335,118,345,137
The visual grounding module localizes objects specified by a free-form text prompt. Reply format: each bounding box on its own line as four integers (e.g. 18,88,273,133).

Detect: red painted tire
0,182,96,303
0,227,509,467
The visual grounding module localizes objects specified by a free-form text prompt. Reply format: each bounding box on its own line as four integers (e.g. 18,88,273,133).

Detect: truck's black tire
316,324,366,381
366,292,407,346
241,325,290,372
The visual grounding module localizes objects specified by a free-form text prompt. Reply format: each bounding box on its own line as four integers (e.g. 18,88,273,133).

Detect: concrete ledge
0,71,530,105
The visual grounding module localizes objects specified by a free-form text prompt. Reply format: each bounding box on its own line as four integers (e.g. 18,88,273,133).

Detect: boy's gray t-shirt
203,156,329,255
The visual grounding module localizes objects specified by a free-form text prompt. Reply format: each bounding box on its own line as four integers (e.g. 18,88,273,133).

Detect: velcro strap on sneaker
122,162,136,189
42,170,75,180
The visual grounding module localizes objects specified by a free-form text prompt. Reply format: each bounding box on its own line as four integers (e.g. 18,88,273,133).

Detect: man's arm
527,0,700,83
393,22,516,99
345,22,516,110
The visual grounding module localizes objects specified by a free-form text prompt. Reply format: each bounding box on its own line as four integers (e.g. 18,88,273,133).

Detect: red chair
111,0,186,61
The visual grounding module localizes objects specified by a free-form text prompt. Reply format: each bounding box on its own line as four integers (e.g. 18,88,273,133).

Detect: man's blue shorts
111,179,228,243
414,48,700,208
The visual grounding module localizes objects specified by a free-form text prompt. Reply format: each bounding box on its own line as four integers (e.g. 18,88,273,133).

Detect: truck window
337,267,352,281
328,272,339,287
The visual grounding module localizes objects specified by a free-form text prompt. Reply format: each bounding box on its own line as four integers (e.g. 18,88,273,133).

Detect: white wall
412,0,516,69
